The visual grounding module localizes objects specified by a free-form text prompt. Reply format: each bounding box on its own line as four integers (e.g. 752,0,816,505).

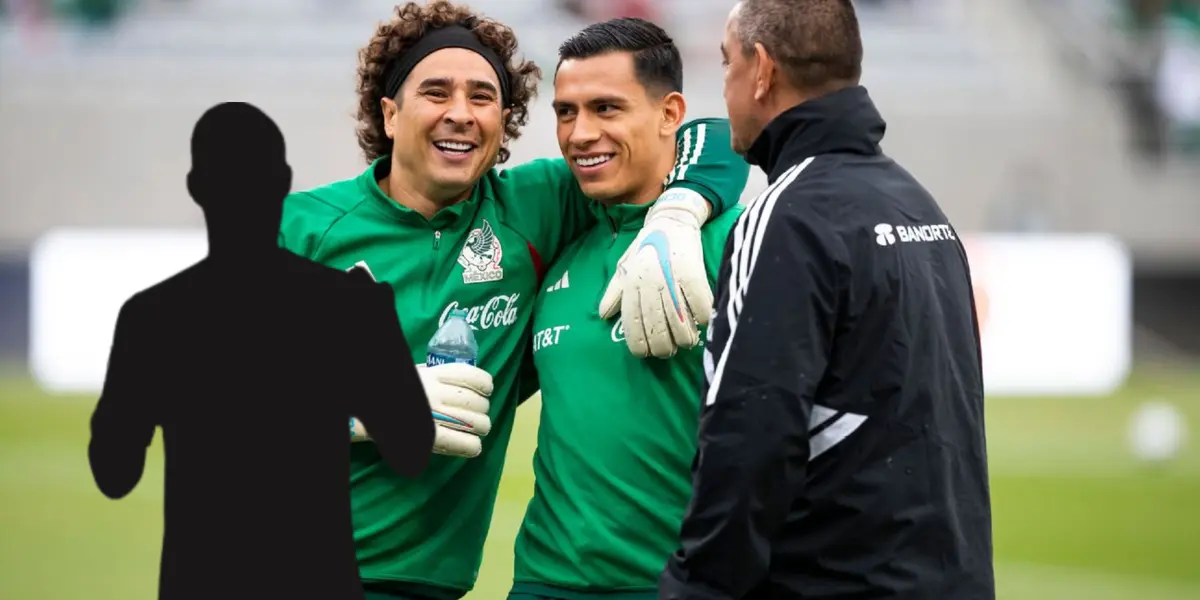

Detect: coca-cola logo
440,293,521,331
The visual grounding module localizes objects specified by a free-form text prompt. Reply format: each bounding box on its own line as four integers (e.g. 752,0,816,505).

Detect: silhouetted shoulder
273,250,382,295
121,260,208,316
98,265,202,367
279,178,371,259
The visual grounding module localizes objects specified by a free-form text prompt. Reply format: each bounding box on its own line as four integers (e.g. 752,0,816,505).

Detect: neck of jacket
745,85,888,181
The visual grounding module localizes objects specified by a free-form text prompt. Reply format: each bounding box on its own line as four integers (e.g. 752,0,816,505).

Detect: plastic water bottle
426,309,478,366
352,309,478,441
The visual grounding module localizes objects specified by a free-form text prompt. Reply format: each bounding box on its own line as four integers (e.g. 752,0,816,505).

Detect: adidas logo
545,271,570,293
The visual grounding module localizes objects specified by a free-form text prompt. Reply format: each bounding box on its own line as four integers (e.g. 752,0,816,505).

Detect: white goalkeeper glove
422,363,493,458
599,188,714,359
350,362,493,458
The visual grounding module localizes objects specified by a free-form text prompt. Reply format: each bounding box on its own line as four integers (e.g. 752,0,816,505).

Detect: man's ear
186,171,205,208
752,42,776,102
501,107,512,142
381,98,398,139
660,91,687,137
278,165,293,196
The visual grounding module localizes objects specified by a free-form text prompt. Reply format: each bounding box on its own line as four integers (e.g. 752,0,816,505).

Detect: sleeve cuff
653,185,714,223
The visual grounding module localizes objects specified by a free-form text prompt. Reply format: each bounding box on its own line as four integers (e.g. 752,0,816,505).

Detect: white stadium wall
28,229,1132,397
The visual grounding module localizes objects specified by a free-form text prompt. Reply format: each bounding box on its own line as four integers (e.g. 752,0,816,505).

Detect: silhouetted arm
350,282,434,478
88,300,158,499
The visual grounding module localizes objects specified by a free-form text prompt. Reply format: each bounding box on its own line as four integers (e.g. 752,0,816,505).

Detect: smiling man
508,18,749,600
276,2,749,600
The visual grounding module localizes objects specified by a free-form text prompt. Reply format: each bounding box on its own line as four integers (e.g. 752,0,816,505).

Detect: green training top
276,118,747,598
512,199,745,597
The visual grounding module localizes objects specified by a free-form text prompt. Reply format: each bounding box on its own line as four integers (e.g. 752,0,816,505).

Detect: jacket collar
359,156,479,229
745,85,886,181
589,197,654,232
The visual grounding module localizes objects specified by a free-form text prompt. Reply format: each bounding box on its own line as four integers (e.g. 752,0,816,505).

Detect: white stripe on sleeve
675,122,707,181
705,157,813,406
666,127,693,185
809,412,868,460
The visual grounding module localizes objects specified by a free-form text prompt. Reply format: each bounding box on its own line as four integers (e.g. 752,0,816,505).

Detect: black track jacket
660,86,995,600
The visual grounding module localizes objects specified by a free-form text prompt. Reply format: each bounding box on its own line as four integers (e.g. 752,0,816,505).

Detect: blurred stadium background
2,0,1199,598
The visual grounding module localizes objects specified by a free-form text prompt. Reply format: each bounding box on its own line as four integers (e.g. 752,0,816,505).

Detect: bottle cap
451,308,469,319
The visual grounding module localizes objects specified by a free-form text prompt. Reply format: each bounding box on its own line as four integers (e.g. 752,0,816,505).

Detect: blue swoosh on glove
434,411,472,431
638,230,685,323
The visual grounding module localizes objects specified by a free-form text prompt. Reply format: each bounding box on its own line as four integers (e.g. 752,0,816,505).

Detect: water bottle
426,308,479,366
352,309,478,441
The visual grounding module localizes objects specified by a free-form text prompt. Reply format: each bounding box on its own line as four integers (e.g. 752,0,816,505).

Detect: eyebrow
588,96,626,107
417,77,499,95
551,95,628,111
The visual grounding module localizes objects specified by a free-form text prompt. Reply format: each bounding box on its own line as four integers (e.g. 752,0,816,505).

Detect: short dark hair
736,0,862,91
556,17,683,94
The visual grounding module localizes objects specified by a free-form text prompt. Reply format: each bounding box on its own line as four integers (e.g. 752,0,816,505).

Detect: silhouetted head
187,102,293,251
553,17,686,206
721,0,862,154
354,0,541,206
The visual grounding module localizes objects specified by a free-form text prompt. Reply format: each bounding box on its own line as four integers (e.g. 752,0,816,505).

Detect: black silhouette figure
87,102,434,600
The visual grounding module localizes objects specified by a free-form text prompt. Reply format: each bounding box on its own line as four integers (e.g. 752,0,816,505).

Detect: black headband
382,25,513,108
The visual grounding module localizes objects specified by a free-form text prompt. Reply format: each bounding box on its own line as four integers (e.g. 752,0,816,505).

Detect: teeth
435,141,473,153
576,154,613,167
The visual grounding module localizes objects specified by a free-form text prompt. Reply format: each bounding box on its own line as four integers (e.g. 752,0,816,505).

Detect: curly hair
355,0,542,165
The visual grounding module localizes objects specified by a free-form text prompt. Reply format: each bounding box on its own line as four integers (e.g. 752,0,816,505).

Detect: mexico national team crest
457,220,504,284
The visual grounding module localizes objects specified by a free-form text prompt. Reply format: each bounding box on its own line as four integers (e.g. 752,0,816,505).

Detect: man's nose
443,94,476,127
569,114,601,145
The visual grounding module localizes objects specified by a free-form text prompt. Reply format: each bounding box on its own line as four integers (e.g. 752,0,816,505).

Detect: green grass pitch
1,367,1198,599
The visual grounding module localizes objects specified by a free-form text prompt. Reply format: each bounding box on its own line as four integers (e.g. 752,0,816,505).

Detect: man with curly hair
276,2,748,599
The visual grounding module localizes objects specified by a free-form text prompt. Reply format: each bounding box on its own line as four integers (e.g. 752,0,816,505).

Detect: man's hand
422,363,493,458
351,363,493,458
599,188,714,358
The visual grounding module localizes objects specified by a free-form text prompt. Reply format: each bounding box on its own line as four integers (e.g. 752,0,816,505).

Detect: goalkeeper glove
599,188,714,359
422,363,493,458
350,363,493,458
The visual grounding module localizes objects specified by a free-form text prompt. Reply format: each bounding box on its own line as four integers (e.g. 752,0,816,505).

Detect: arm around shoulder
662,118,750,219
597,120,750,358
491,158,596,264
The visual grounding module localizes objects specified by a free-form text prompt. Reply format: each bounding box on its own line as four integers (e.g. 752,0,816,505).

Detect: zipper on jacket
425,228,442,317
